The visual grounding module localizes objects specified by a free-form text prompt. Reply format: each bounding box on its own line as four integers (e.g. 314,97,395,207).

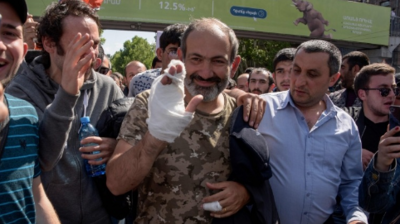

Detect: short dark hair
181,18,239,64
249,68,274,86
342,51,370,71
159,23,187,51
37,0,100,68
151,56,161,68
273,48,296,71
296,40,341,76
354,63,395,99
244,67,255,75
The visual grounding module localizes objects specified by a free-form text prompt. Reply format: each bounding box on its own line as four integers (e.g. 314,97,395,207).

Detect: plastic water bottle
79,116,106,177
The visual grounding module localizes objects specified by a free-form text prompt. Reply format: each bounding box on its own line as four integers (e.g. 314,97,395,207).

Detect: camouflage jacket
118,90,237,224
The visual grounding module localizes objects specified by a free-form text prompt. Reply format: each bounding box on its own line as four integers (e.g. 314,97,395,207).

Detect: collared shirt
129,68,162,97
258,91,367,224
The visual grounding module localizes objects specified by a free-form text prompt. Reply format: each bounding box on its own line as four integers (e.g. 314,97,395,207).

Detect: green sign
27,0,391,46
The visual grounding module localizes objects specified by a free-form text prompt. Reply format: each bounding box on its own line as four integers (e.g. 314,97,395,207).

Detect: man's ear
329,72,340,87
156,48,163,61
269,83,276,92
177,47,183,61
41,37,56,54
272,72,276,82
93,58,101,70
22,43,28,58
352,64,360,75
230,56,241,78
358,89,366,101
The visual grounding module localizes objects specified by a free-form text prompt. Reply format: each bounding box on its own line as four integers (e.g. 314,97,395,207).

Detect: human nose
198,59,213,79
294,73,306,87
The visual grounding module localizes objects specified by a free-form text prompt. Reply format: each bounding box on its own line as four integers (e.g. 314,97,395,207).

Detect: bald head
236,73,249,92
125,61,146,88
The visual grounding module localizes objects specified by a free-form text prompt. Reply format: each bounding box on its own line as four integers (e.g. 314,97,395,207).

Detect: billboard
27,0,391,46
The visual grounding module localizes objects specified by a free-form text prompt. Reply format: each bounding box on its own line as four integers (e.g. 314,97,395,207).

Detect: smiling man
257,40,367,224
107,18,266,223
6,1,123,223
0,0,59,223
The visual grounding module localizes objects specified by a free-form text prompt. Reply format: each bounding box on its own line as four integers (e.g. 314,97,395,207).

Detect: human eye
190,56,201,64
212,58,228,66
2,30,18,39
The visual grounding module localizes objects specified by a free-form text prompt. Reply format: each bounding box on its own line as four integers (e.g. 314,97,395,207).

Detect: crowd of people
1,0,400,224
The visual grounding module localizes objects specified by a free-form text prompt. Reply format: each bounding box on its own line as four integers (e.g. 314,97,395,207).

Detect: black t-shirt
361,116,388,153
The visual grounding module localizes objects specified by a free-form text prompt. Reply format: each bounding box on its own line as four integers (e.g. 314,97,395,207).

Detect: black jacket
212,106,279,224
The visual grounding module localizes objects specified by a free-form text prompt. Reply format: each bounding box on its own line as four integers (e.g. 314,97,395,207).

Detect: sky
102,30,156,56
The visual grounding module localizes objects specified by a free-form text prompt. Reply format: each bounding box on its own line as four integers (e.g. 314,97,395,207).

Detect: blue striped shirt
0,94,40,224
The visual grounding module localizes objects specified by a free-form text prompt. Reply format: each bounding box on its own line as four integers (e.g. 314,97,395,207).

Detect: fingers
80,136,102,145
249,97,266,129
160,75,172,85
381,126,400,139
185,95,203,113
242,97,252,122
240,94,266,128
160,64,183,85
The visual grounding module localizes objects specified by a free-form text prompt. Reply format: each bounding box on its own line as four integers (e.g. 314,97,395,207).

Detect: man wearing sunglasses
98,56,112,76
358,69,400,224
348,63,398,171
331,63,397,223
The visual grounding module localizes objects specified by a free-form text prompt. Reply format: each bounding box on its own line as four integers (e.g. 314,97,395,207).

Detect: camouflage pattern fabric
118,90,237,224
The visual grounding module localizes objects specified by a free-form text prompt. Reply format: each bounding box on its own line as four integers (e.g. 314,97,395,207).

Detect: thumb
185,95,203,113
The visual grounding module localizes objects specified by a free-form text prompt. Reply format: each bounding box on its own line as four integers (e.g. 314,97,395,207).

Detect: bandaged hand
147,60,195,143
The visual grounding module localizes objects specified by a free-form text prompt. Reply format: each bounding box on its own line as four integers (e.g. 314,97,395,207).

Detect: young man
329,51,370,107
6,1,123,223
257,40,367,223
272,48,296,92
0,0,59,223
354,64,398,224
128,23,187,97
107,18,265,223
248,68,274,94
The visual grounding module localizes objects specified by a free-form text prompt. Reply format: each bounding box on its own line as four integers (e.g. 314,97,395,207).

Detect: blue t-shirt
0,94,41,223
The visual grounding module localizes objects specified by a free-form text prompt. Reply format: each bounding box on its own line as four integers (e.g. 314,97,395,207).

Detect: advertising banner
27,0,391,46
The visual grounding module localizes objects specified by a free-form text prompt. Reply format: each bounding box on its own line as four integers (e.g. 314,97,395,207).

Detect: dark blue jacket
212,106,279,224
359,156,400,224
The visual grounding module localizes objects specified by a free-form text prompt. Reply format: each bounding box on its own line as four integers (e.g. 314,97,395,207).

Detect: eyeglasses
98,66,111,75
362,87,400,97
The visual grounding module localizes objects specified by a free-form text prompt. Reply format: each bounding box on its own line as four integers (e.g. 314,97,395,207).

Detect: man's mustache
190,73,222,83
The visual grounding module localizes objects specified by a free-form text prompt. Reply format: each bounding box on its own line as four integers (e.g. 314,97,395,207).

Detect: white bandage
147,60,194,143
203,201,222,212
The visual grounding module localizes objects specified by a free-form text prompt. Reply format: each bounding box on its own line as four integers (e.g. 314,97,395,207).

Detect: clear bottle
79,116,106,177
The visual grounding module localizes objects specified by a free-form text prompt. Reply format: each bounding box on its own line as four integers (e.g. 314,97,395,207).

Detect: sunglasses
362,87,400,97
98,66,111,75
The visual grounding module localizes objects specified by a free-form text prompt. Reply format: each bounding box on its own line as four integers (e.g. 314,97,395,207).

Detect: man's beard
184,73,228,102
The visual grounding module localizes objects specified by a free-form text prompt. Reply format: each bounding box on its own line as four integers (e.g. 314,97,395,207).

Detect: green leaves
237,38,292,77
110,36,156,76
